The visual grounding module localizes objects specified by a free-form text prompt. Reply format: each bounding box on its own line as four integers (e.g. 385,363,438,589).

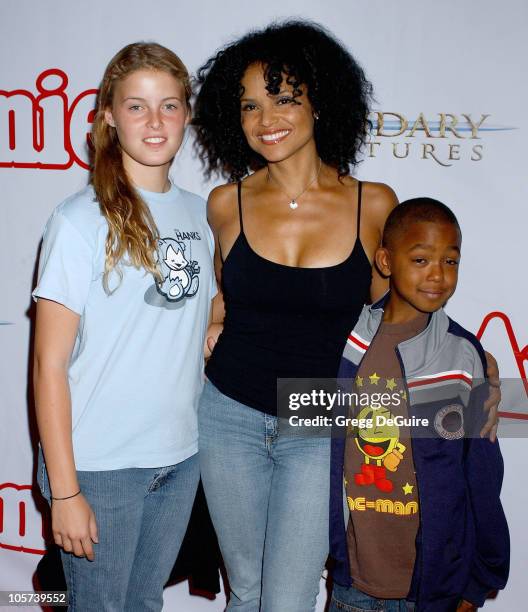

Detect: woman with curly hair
194,21,392,611
195,20,498,611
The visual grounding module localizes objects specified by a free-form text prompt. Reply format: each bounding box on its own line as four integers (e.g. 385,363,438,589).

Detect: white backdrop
1,1,526,610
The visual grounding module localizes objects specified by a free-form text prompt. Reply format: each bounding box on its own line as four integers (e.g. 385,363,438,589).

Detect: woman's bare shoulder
361,180,399,226
207,183,239,230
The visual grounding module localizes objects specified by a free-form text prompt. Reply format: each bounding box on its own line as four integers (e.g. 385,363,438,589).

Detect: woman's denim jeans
199,380,330,612
38,450,199,611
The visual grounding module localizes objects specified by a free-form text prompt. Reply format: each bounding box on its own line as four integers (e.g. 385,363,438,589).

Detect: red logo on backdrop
477,312,528,420
0,69,97,170
0,483,45,555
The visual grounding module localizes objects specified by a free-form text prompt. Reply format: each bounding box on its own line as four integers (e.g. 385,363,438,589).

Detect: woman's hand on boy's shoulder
482,350,501,442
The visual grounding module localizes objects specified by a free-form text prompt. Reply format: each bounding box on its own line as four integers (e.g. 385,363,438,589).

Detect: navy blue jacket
330,297,510,611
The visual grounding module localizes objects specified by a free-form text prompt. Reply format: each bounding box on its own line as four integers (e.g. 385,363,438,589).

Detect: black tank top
205,181,372,415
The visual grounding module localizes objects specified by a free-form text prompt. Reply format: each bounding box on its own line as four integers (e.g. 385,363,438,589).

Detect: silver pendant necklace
267,159,322,210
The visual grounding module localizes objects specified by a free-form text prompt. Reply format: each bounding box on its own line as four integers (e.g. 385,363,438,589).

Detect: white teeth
144,137,165,144
260,130,289,142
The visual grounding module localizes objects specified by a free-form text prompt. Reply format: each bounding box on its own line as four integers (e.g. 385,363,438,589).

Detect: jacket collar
358,292,450,377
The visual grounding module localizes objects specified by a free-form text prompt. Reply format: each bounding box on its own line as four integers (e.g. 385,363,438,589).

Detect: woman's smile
240,63,315,163
257,129,291,144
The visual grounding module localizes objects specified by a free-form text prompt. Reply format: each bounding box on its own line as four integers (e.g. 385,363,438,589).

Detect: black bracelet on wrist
51,489,81,501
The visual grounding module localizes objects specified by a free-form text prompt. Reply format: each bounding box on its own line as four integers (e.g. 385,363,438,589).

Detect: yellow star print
355,375,363,387
386,378,397,391
369,372,380,385
403,482,414,495
401,390,407,401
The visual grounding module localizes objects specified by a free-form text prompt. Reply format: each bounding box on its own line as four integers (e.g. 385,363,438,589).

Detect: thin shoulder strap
356,180,362,238
237,181,245,235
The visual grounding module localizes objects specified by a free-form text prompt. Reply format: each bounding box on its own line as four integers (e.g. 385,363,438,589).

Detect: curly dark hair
194,20,373,181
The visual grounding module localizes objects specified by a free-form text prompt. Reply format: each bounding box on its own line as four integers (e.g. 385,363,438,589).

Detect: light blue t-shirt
33,184,216,470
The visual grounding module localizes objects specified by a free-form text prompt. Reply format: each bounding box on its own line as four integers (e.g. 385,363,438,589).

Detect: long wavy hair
91,42,191,292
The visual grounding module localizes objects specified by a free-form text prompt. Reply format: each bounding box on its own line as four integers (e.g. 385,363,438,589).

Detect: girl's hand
457,600,477,611
482,351,501,442
51,493,98,561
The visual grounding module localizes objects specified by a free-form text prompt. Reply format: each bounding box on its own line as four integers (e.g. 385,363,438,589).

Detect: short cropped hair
382,198,461,249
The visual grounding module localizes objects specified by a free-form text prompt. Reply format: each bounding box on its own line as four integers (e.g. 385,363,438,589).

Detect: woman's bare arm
204,184,239,357
360,182,398,303
482,351,501,442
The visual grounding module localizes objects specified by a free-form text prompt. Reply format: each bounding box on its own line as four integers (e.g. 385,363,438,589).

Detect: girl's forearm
34,360,79,498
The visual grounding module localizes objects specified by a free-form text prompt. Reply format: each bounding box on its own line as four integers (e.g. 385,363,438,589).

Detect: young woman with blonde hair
33,42,216,610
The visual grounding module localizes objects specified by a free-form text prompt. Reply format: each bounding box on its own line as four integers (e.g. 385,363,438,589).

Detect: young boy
329,199,509,612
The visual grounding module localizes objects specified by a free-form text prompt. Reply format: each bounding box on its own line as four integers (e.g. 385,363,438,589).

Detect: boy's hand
457,600,477,611
482,351,501,442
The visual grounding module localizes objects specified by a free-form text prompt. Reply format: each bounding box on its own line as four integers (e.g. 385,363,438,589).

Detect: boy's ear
375,247,392,278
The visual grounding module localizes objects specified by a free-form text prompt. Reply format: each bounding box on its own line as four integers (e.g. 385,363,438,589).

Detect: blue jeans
198,380,330,612
38,451,199,611
330,583,415,612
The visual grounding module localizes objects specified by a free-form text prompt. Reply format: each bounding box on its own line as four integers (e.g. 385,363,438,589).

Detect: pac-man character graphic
354,406,406,493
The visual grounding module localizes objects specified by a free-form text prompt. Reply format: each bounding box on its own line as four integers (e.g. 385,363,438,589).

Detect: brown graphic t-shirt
344,313,428,598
